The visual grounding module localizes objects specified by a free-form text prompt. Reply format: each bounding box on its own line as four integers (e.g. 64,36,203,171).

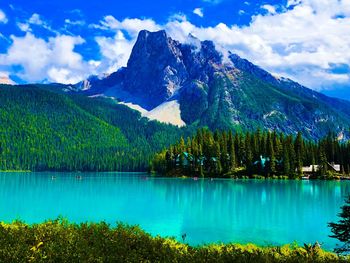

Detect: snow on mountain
144,100,185,127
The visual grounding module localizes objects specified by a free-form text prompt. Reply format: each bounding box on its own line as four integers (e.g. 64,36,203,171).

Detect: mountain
73,30,350,139
0,84,186,171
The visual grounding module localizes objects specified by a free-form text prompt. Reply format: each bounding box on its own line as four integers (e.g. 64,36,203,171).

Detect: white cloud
16,13,58,34
157,0,350,91
0,33,93,84
202,0,223,4
87,1,349,91
28,13,43,25
0,9,8,23
193,8,204,18
92,16,162,73
261,5,277,14
2,0,350,91
95,30,135,74
17,22,31,32
64,19,85,26
92,16,161,37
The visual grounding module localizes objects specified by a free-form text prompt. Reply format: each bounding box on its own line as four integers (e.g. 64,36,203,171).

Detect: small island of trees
151,128,350,179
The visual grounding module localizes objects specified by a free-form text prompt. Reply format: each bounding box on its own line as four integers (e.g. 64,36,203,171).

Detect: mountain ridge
65,30,350,139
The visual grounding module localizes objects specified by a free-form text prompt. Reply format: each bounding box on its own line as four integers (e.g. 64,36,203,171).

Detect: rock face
123,30,188,110
75,30,350,139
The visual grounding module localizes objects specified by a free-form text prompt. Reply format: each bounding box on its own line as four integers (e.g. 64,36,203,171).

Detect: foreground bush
0,219,348,262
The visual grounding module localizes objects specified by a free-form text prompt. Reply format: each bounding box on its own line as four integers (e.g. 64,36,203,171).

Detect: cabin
301,165,319,174
253,155,270,169
301,162,341,175
197,156,206,166
327,162,341,172
175,152,194,167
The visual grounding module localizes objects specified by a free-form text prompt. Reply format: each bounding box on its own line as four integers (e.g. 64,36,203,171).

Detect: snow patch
88,94,185,127
80,80,92,91
0,73,15,85
118,101,148,115
145,100,186,127
263,110,278,119
263,110,286,120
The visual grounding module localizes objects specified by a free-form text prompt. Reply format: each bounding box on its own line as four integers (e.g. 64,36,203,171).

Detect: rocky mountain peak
72,30,350,139
123,30,188,109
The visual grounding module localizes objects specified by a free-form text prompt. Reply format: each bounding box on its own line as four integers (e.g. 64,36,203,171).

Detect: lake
0,172,349,250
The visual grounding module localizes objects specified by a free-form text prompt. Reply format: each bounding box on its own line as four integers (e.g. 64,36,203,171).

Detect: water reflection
0,172,349,250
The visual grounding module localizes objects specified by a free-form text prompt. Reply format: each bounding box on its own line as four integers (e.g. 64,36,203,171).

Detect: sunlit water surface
0,172,349,250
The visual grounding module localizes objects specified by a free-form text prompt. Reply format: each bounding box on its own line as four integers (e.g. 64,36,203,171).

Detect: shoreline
1,170,350,181
150,171,350,181
0,221,349,260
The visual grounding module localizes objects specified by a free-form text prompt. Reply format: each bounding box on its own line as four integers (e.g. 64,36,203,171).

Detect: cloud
91,16,161,38
28,13,43,25
64,19,85,26
17,13,58,34
91,16,163,73
0,9,8,23
261,5,277,15
17,22,31,32
193,8,204,18
156,0,350,91
0,33,93,84
202,0,223,4
2,0,350,92
95,30,135,74
86,1,349,91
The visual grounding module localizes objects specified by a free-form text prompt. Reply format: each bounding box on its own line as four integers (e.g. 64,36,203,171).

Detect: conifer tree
283,143,290,175
228,131,236,171
295,132,303,176
329,195,350,254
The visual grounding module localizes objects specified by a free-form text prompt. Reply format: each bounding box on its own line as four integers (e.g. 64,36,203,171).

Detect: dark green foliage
0,220,346,263
0,85,188,171
329,195,350,254
152,128,350,178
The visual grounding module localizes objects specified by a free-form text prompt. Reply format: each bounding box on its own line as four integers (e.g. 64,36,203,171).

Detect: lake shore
151,170,350,181
0,220,348,262
2,170,350,181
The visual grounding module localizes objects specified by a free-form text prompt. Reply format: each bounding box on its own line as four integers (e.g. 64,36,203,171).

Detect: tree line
151,128,350,178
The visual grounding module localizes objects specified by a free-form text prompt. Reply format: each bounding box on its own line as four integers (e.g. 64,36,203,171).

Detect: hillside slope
0,85,185,171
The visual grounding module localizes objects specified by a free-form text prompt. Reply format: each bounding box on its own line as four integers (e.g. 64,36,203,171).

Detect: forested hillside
152,128,350,178
0,85,187,171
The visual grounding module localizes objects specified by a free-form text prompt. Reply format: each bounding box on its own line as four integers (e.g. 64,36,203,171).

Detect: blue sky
0,0,349,100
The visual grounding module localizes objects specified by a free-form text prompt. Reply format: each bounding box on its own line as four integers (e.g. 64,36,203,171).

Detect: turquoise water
0,172,349,250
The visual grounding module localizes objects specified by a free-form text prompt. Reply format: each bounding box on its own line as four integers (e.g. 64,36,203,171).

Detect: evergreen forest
152,128,350,178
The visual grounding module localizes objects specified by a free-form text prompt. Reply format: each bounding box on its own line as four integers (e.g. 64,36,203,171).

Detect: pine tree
179,137,185,152
295,132,303,176
228,131,236,171
329,195,350,254
319,145,328,176
245,133,253,173
283,143,290,175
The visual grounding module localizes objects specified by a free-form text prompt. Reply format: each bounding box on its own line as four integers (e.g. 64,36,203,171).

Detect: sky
0,0,349,99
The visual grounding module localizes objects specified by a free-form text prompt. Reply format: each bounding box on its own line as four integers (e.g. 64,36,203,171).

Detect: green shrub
0,220,348,262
